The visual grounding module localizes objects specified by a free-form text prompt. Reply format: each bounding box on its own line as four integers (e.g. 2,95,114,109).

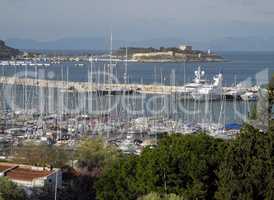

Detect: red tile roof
0,163,17,172
5,167,53,181
0,162,54,181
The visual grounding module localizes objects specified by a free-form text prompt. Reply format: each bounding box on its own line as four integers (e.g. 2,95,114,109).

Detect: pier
0,76,258,96
0,76,183,94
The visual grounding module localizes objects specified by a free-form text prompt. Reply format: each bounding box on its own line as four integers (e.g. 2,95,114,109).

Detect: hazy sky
1,0,274,41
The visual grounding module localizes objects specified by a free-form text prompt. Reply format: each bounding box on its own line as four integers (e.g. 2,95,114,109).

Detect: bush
215,125,274,200
96,134,226,200
0,177,26,200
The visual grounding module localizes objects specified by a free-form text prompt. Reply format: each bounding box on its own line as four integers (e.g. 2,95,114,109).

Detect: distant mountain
7,37,124,51
0,40,21,59
127,38,186,48
208,36,274,51
6,36,274,51
137,37,274,51
135,37,274,51
5,37,206,51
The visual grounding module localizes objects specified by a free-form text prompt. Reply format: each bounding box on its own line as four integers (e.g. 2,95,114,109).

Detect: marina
0,66,260,99
0,58,265,155
0,60,51,67
1,0,274,198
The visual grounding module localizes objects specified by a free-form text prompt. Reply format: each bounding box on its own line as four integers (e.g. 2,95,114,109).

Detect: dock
0,76,184,94
0,76,258,96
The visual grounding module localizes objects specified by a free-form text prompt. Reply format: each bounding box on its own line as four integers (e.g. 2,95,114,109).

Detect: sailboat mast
125,47,128,84
107,32,113,138
89,57,93,115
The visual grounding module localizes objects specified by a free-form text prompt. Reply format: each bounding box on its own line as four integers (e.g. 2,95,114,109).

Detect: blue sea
0,51,273,124
1,51,273,85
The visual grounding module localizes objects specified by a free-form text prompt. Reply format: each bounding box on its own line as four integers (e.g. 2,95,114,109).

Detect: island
0,41,223,64
114,45,223,62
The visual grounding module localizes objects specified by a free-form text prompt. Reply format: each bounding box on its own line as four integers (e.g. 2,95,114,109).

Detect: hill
6,36,274,51
114,46,223,62
0,40,21,59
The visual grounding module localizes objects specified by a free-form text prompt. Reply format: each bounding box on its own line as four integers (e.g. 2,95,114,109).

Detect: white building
179,45,192,51
132,51,173,60
0,162,62,188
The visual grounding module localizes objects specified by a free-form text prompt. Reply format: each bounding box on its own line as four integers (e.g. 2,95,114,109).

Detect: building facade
179,45,192,51
0,162,62,188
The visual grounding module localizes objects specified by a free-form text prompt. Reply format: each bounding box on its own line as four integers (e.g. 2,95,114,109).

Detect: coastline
133,58,225,63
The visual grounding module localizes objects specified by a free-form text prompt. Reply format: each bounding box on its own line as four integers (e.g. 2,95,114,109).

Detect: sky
0,0,274,42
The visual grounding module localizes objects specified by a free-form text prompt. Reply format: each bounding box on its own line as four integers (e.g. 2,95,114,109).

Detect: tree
138,192,162,200
138,192,184,200
75,137,119,176
12,142,69,168
96,155,138,200
268,74,274,129
268,74,274,115
160,47,165,52
30,137,120,200
96,134,226,200
136,134,226,199
215,125,274,200
0,177,27,200
29,176,96,200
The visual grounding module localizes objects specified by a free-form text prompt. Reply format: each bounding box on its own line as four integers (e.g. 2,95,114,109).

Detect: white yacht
178,66,207,99
191,73,223,101
179,66,223,101
183,66,207,93
240,92,257,101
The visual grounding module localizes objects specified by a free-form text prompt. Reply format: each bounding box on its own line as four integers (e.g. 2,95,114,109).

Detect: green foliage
60,175,96,200
138,192,162,200
215,125,274,200
12,142,69,168
0,177,26,200
96,155,138,200
76,138,119,170
30,137,120,200
146,134,225,199
13,108,274,200
96,134,226,200
30,176,96,200
75,137,119,174
0,40,20,59
26,123,274,200
138,192,184,200
166,193,184,200
249,104,257,120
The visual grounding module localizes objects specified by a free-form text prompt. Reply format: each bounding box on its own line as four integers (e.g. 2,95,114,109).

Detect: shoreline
131,58,225,63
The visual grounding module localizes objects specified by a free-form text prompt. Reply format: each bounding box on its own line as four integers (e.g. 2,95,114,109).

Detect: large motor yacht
180,66,223,101
191,73,223,101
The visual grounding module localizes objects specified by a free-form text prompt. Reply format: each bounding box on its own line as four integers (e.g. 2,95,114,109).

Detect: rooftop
6,167,53,181
0,162,54,181
0,162,17,173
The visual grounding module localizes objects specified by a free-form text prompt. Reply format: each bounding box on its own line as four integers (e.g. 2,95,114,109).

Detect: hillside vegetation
0,40,21,59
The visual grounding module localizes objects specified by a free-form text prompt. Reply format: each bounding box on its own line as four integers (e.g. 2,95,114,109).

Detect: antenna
109,31,113,77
